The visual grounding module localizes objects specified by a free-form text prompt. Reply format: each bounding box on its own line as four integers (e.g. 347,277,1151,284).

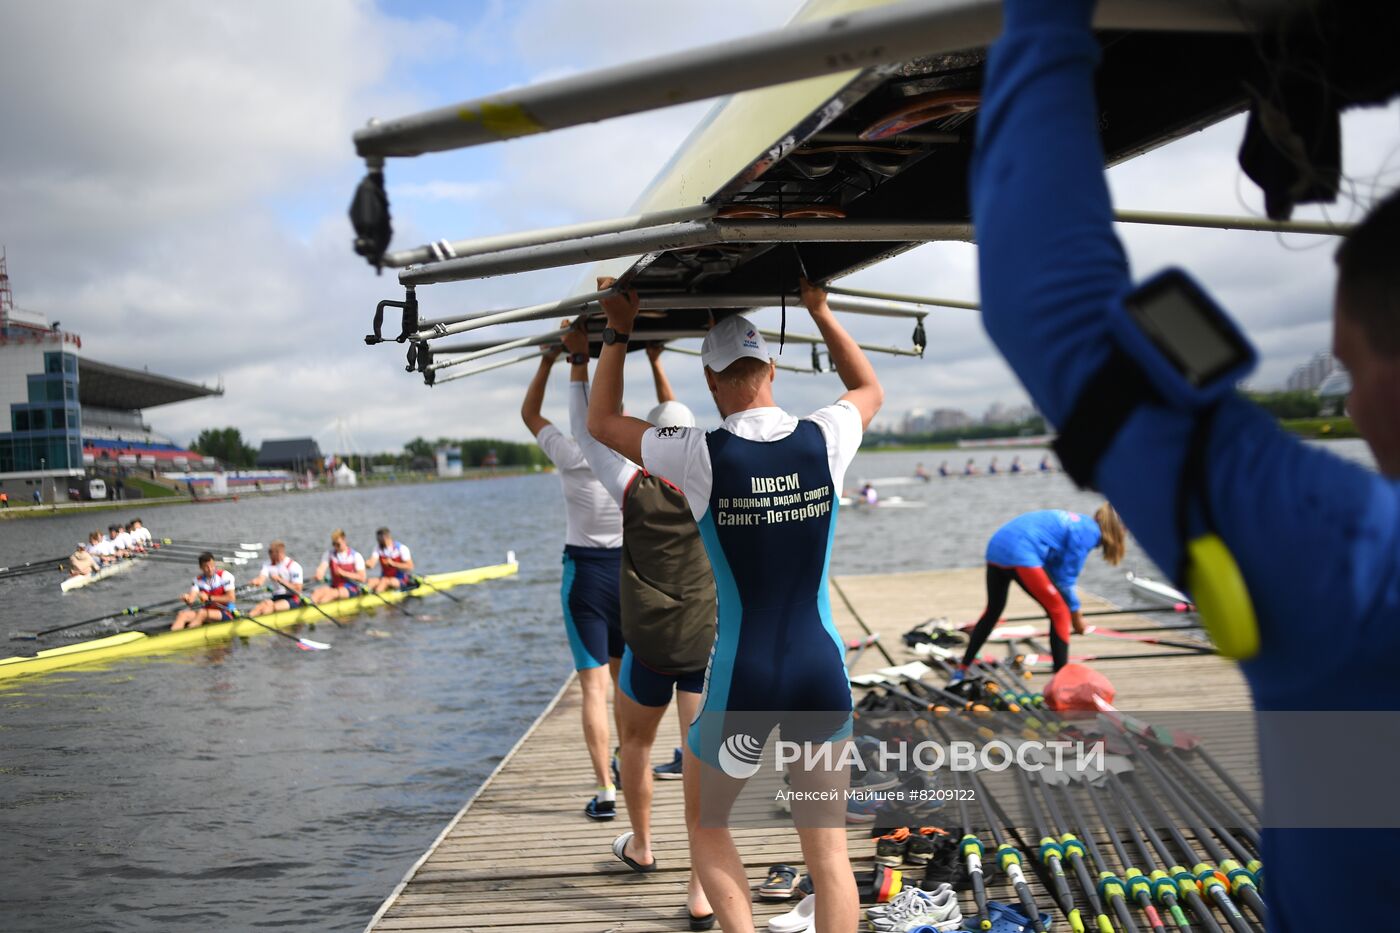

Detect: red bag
1044,663,1115,714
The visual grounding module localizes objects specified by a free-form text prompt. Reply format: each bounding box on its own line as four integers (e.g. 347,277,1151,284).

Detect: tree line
189,428,548,470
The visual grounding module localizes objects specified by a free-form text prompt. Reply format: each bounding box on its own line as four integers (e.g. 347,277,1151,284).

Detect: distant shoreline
0,467,535,522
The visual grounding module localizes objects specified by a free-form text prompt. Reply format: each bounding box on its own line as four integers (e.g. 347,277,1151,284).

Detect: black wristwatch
602,327,630,346
566,352,589,366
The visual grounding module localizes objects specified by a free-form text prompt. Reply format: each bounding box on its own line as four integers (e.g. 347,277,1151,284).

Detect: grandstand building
0,249,222,501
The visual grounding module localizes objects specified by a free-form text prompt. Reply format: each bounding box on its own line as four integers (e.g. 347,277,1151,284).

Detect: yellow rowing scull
0,557,518,681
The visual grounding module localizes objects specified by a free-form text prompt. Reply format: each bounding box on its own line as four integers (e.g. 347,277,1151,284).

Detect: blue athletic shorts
561,545,623,671
620,646,704,707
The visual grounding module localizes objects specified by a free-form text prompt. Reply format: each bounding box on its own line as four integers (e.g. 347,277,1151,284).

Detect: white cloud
2,0,1395,452
395,181,500,203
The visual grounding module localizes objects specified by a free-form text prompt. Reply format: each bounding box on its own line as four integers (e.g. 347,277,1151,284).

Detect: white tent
333,462,358,487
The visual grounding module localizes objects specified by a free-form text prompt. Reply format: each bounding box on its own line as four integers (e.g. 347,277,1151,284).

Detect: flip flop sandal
758,863,799,900
611,831,657,874
688,911,716,932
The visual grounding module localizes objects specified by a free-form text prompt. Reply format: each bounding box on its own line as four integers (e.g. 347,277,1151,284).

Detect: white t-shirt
92,538,116,557
536,423,624,549
640,402,864,521
259,557,304,597
113,532,132,550
568,381,639,509
131,527,152,545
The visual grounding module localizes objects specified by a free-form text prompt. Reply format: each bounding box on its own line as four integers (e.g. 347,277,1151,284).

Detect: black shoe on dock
585,795,616,821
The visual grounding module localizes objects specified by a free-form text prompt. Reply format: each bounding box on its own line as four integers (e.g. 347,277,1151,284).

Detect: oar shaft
1133,743,1267,927
1194,747,1262,822
1111,781,1223,933
1015,770,1083,932
1164,750,1261,852
411,574,464,603
232,611,329,650
955,770,992,932
1122,775,1256,933
1000,604,1194,624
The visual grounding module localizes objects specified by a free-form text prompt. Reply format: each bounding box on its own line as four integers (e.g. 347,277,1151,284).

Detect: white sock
598,785,616,803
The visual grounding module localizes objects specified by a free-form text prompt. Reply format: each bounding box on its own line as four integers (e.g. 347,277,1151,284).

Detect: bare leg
577,665,614,789
685,750,754,933
791,741,857,933
675,690,712,918
616,691,666,864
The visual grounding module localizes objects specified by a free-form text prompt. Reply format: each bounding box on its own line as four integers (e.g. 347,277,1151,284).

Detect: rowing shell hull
1127,572,1191,606
1,560,518,681
60,558,143,593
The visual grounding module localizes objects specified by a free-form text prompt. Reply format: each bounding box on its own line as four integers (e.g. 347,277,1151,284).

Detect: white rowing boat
837,495,926,509
61,558,143,593
1126,571,1191,606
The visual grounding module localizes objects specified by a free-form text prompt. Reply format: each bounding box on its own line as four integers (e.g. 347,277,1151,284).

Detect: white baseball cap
646,401,696,428
701,314,769,373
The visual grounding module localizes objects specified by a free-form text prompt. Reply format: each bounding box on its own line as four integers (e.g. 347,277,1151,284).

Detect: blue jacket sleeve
1046,521,1096,613
971,0,1400,696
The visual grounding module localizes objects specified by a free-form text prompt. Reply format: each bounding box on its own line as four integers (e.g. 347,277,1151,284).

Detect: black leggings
960,563,1071,671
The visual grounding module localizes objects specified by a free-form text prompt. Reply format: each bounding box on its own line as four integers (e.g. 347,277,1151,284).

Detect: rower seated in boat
171,553,238,630
68,542,97,577
366,527,414,593
89,530,117,565
249,540,305,615
129,518,153,549
311,529,367,603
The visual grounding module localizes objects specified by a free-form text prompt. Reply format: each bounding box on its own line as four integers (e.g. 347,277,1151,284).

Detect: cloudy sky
2,1,1396,452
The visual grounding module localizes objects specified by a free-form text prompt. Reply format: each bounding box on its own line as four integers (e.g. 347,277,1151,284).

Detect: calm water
0,441,1372,931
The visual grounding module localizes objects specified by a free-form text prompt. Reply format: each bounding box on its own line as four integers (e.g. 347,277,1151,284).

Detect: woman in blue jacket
958,505,1126,672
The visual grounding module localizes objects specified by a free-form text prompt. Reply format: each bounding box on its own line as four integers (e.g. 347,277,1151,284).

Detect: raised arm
565,320,635,505
647,343,677,404
971,0,1400,672
520,347,561,437
588,278,652,465
800,278,882,429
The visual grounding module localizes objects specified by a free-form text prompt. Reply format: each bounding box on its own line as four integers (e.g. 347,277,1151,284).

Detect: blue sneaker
653,747,684,780
948,665,968,684
585,795,616,821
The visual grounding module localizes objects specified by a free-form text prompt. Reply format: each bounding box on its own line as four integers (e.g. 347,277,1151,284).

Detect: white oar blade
297,637,331,651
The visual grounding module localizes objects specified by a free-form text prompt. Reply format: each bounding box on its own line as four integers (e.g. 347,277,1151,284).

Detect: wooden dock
365,568,1258,932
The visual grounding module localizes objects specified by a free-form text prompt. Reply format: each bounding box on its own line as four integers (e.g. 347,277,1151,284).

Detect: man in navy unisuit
589,276,882,933
973,2,1400,929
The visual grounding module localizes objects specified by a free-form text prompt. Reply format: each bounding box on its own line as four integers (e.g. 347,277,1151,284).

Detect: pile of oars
851,665,1265,933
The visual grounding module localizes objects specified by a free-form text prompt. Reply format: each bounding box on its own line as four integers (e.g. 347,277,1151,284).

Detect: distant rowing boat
1,556,519,681
60,558,143,593
837,495,926,509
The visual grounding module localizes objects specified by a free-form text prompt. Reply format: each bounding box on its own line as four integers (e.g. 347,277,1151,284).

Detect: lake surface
0,441,1372,931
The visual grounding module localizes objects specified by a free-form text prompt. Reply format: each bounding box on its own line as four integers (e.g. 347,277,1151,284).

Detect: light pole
39,457,46,504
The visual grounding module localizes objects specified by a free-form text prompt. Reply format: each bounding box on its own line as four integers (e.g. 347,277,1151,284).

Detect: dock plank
366,568,1257,932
